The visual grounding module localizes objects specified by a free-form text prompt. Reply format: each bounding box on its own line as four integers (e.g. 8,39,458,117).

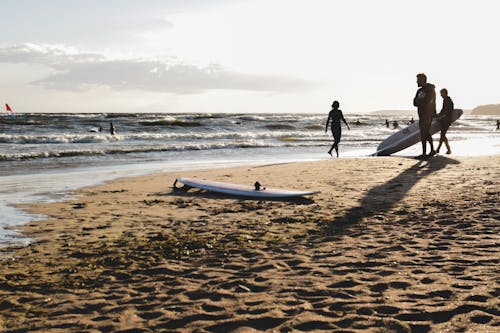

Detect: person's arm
430,88,437,117
413,90,421,107
437,100,445,118
341,112,350,130
446,98,454,113
445,97,454,119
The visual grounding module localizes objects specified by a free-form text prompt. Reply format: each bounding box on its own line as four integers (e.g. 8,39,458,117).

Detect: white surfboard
176,177,319,198
374,109,463,156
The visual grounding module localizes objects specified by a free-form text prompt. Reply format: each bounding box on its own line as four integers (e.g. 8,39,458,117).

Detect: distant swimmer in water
407,117,415,125
385,119,390,128
393,121,399,129
436,88,453,154
325,100,350,158
110,122,116,135
497,119,500,130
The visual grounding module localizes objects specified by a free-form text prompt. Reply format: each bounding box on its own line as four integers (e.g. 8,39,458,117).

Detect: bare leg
328,143,334,156
436,131,444,153
332,135,340,158
424,118,435,156
333,130,341,158
427,131,435,156
438,124,450,154
444,137,451,154
419,120,427,157
421,141,426,156
428,139,435,156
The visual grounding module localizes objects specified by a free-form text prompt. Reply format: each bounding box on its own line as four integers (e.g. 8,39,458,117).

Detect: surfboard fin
254,181,266,191
173,179,192,192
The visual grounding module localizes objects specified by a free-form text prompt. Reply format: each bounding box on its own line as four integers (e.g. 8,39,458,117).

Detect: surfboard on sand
374,109,463,156
175,177,319,198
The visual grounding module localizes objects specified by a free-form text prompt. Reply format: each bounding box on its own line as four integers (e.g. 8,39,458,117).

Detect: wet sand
0,155,499,332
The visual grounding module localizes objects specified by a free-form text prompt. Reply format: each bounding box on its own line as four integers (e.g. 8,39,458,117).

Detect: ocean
1,112,499,247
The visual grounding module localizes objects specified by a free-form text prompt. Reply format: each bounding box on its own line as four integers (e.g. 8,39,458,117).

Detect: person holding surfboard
413,73,436,158
436,88,454,154
325,100,350,157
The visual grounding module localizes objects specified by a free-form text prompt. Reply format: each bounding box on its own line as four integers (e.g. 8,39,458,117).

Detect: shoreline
1,155,499,332
0,151,328,247
1,141,498,247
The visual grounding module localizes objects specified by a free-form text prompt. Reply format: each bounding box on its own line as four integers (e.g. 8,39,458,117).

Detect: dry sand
0,155,499,333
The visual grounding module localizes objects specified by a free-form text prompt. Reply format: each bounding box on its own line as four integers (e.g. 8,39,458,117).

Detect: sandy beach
0,155,499,332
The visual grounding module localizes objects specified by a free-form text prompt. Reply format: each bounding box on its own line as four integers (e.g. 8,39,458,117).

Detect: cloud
0,44,314,94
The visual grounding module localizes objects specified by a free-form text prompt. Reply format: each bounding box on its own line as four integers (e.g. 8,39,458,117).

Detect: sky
0,0,499,114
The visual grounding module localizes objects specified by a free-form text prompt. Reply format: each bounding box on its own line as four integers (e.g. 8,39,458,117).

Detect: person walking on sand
325,100,350,158
413,73,436,158
436,88,454,154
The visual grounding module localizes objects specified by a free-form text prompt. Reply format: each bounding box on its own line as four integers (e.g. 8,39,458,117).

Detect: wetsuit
327,109,347,142
438,96,454,135
413,83,436,153
326,109,349,157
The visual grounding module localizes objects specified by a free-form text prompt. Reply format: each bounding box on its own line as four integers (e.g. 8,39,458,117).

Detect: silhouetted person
110,122,116,135
385,119,390,128
413,73,436,158
407,117,415,125
393,120,399,129
325,100,350,157
497,120,500,130
436,88,453,154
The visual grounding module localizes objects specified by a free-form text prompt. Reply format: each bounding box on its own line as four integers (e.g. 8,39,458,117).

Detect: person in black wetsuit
325,100,350,157
413,73,436,158
436,88,454,154
110,122,116,135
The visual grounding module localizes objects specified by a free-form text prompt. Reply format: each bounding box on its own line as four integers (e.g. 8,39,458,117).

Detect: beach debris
237,284,251,292
143,199,165,206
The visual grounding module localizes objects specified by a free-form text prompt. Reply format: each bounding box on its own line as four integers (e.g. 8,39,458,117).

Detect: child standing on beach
325,100,350,158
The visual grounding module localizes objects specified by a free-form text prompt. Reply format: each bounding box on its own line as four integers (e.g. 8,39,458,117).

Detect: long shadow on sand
324,155,460,235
